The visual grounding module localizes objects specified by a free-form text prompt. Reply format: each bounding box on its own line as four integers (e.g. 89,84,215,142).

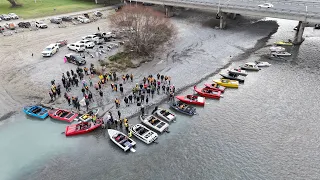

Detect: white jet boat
255,61,271,67
271,51,291,57
129,124,158,144
140,115,169,133
154,108,176,123
227,68,248,76
240,62,261,71
108,129,136,152
269,46,286,52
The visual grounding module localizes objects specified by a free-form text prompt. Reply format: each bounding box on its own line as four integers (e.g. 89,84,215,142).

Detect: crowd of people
47,64,176,135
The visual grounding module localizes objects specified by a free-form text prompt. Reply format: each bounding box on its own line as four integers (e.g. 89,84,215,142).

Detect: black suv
65,54,86,65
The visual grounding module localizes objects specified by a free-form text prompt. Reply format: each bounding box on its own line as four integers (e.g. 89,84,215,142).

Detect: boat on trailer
23,105,48,119
129,124,158,144
140,115,169,133
154,108,176,122
48,108,78,122
108,129,136,152
175,95,205,106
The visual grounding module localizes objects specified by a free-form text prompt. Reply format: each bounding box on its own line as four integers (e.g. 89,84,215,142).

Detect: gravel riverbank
0,9,278,121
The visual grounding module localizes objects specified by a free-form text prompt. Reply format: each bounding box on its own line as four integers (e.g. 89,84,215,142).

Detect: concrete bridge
125,0,320,44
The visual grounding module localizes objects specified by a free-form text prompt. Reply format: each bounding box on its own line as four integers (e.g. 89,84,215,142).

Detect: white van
67,43,85,52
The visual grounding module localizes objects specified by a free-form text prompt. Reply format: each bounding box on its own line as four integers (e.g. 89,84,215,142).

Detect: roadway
133,0,320,23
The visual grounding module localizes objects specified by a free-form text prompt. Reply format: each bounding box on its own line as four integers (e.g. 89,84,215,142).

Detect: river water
1,17,320,180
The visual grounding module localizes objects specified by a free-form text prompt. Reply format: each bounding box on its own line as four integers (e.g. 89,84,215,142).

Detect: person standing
117,110,121,120
124,122,129,132
120,86,123,94
128,94,133,104
140,105,145,116
97,26,100,31
130,73,133,82
124,96,129,107
146,96,149,104
49,91,53,102
119,118,123,128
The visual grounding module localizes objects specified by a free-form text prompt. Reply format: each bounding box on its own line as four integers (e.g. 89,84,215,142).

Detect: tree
7,0,21,7
109,5,175,56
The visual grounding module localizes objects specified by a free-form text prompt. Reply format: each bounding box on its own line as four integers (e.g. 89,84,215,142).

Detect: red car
194,85,222,99
48,108,78,123
175,95,205,106
65,119,102,136
204,83,225,92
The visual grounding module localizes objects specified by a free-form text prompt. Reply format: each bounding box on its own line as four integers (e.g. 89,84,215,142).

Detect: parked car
83,13,89,19
0,26,4,32
42,43,59,57
67,43,85,52
65,54,86,65
0,18,2,22
77,39,95,48
35,21,48,29
0,14,11,21
8,13,19,19
56,40,68,47
107,43,119,49
93,11,103,17
50,17,62,24
4,22,16,30
77,16,90,23
61,16,72,22
82,34,100,44
258,3,273,8
18,22,31,28
315,24,320,29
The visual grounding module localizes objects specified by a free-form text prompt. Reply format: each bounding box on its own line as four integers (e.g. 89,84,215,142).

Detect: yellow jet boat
274,40,293,46
213,79,239,88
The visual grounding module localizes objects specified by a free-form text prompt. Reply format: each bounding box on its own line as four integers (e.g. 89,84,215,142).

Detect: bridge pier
219,12,227,29
165,6,174,18
293,21,305,45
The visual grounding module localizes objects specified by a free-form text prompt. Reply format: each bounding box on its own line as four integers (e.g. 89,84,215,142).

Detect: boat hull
170,102,196,116
108,129,136,152
48,108,78,123
203,83,225,92
220,73,245,83
140,115,169,133
175,95,205,106
23,105,48,119
130,124,158,144
194,85,222,99
213,79,239,88
228,69,248,76
155,109,176,122
65,119,102,136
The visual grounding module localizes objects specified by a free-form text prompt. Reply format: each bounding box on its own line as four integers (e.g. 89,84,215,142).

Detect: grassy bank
0,0,103,19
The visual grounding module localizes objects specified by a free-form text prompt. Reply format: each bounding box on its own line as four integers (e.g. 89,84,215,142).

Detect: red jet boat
194,85,222,99
48,108,78,123
204,83,226,92
65,119,102,136
175,95,205,106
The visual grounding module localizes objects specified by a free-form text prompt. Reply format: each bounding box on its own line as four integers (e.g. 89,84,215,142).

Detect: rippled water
1,18,320,180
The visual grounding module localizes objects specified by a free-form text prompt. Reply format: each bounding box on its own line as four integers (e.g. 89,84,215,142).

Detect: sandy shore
0,8,278,120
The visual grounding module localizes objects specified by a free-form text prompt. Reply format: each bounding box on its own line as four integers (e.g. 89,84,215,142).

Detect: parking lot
0,9,124,117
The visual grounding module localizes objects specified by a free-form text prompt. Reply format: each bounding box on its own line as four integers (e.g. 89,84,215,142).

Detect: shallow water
1,18,320,180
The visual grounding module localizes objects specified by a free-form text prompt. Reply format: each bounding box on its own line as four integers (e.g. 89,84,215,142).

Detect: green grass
0,0,103,19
